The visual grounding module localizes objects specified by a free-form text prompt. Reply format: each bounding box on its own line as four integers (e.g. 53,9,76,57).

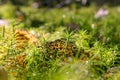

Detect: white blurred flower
95,8,109,19
81,0,87,5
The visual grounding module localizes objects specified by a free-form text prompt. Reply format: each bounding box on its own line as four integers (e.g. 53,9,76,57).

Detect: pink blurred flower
0,20,9,27
95,8,109,19
32,2,39,8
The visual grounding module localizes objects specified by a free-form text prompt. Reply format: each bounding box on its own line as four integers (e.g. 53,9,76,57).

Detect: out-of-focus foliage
0,0,120,7
0,2,120,80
